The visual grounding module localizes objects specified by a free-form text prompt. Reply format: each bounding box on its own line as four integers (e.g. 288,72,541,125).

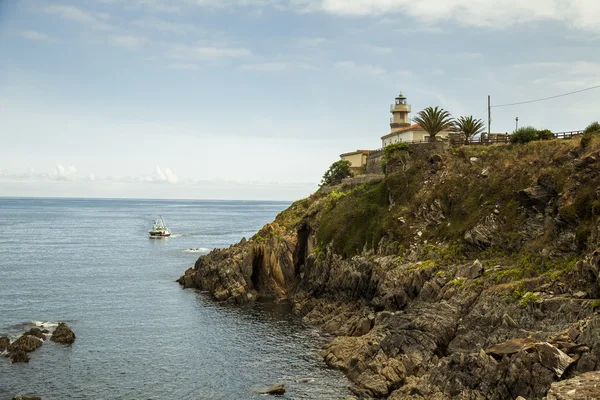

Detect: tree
321,160,352,186
412,106,454,141
454,116,485,144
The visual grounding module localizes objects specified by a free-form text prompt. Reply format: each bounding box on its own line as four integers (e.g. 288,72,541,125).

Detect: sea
0,198,352,400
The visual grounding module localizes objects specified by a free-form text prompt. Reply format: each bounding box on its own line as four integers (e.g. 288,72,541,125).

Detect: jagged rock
256,384,285,395
518,185,553,210
50,323,76,345
0,336,10,351
464,215,498,249
459,259,484,279
8,350,30,363
23,328,46,340
547,371,600,399
8,335,42,353
485,338,538,357
534,342,574,378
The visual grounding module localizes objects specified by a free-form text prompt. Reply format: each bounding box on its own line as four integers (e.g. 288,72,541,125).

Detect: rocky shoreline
179,138,600,399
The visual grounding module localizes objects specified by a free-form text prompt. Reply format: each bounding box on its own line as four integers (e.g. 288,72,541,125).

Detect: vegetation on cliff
180,132,600,399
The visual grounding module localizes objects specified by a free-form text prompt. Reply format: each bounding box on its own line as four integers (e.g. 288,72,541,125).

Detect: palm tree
455,116,486,144
412,106,454,141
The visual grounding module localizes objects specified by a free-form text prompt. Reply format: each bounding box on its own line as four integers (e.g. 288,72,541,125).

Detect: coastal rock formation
8,335,43,353
546,371,600,399
12,396,42,400
8,350,30,364
0,336,9,351
23,328,47,340
50,323,76,344
178,223,300,304
180,138,600,399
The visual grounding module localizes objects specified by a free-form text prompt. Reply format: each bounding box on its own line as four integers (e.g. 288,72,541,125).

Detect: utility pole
515,117,519,131
487,95,491,143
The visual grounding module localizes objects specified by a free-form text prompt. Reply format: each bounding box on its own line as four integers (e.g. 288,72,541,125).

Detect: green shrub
581,121,600,149
584,121,600,135
510,126,541,144
382,142,411,172
519,291,540,308
537,129,554,140
321,160,351,186
384,142,411,158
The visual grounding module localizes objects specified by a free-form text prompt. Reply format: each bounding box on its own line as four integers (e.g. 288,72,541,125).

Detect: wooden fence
375,130,585,149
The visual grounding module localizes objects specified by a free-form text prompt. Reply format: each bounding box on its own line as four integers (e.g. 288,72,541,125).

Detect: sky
1,0,599,200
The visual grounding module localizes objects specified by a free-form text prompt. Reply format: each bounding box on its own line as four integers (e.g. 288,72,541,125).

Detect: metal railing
390,104,411,112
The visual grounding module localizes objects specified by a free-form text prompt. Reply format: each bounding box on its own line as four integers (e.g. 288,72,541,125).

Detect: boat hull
149,231,171,237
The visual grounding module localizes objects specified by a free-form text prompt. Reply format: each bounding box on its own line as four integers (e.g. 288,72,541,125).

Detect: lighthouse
390,92,411,130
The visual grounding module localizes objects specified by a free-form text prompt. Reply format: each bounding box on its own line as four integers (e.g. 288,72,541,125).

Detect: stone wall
366,150,383,174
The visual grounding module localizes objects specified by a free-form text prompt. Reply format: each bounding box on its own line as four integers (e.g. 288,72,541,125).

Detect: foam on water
183,247,211,253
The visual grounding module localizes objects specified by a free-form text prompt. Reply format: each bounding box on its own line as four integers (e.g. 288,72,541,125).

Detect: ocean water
0,198,351,400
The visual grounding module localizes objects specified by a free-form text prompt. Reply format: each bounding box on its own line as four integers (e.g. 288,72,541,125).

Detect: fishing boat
149,216,171,237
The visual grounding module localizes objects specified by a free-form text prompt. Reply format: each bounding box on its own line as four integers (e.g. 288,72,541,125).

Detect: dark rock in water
24,328,46,340
295,378,314,383
547,371,600,399
257,384,285,395
0,336,10,351
8,335,43,353
50,323,76,344
12,396,42,400
9,350,30,363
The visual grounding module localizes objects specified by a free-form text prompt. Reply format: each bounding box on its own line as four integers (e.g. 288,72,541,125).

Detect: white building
381,93,451,147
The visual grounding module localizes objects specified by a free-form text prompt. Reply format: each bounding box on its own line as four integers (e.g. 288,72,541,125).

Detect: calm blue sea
0,198,351,400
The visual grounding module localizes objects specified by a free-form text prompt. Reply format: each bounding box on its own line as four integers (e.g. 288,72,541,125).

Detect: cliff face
179,137,600,399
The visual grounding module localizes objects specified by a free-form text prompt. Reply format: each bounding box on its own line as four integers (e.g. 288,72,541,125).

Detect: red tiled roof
380,124,423,139
340,149,373,157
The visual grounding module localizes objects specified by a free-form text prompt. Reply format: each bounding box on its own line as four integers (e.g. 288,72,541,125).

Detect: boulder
485,338,538,357
534,342,574,378
458,259,484,280
518,178,557,210
9,350,30,363
547,371,600,399
257,384,285,395
8,335,43,353
24,328,46,340
50,323,76,345
0,336,10,351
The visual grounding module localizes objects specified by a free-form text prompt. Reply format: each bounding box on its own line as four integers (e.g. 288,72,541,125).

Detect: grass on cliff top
285,136,600,264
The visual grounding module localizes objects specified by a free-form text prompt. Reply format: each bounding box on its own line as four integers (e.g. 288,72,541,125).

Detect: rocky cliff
179,137,600,399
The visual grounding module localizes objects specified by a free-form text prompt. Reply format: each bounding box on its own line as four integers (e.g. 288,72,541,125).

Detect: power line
491,84,600,108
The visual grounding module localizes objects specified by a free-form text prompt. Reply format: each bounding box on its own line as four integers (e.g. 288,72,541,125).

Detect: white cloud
42,5,114,30
98,0,600,31
43,5,95,23
111,35,148,50
53,164,78,181
240,62,289,72
514,61,600,89
132,18,200,35
335,60,386,76
17,30,57,42
168,44,252,61
167,63,201,70
152,166,179,184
